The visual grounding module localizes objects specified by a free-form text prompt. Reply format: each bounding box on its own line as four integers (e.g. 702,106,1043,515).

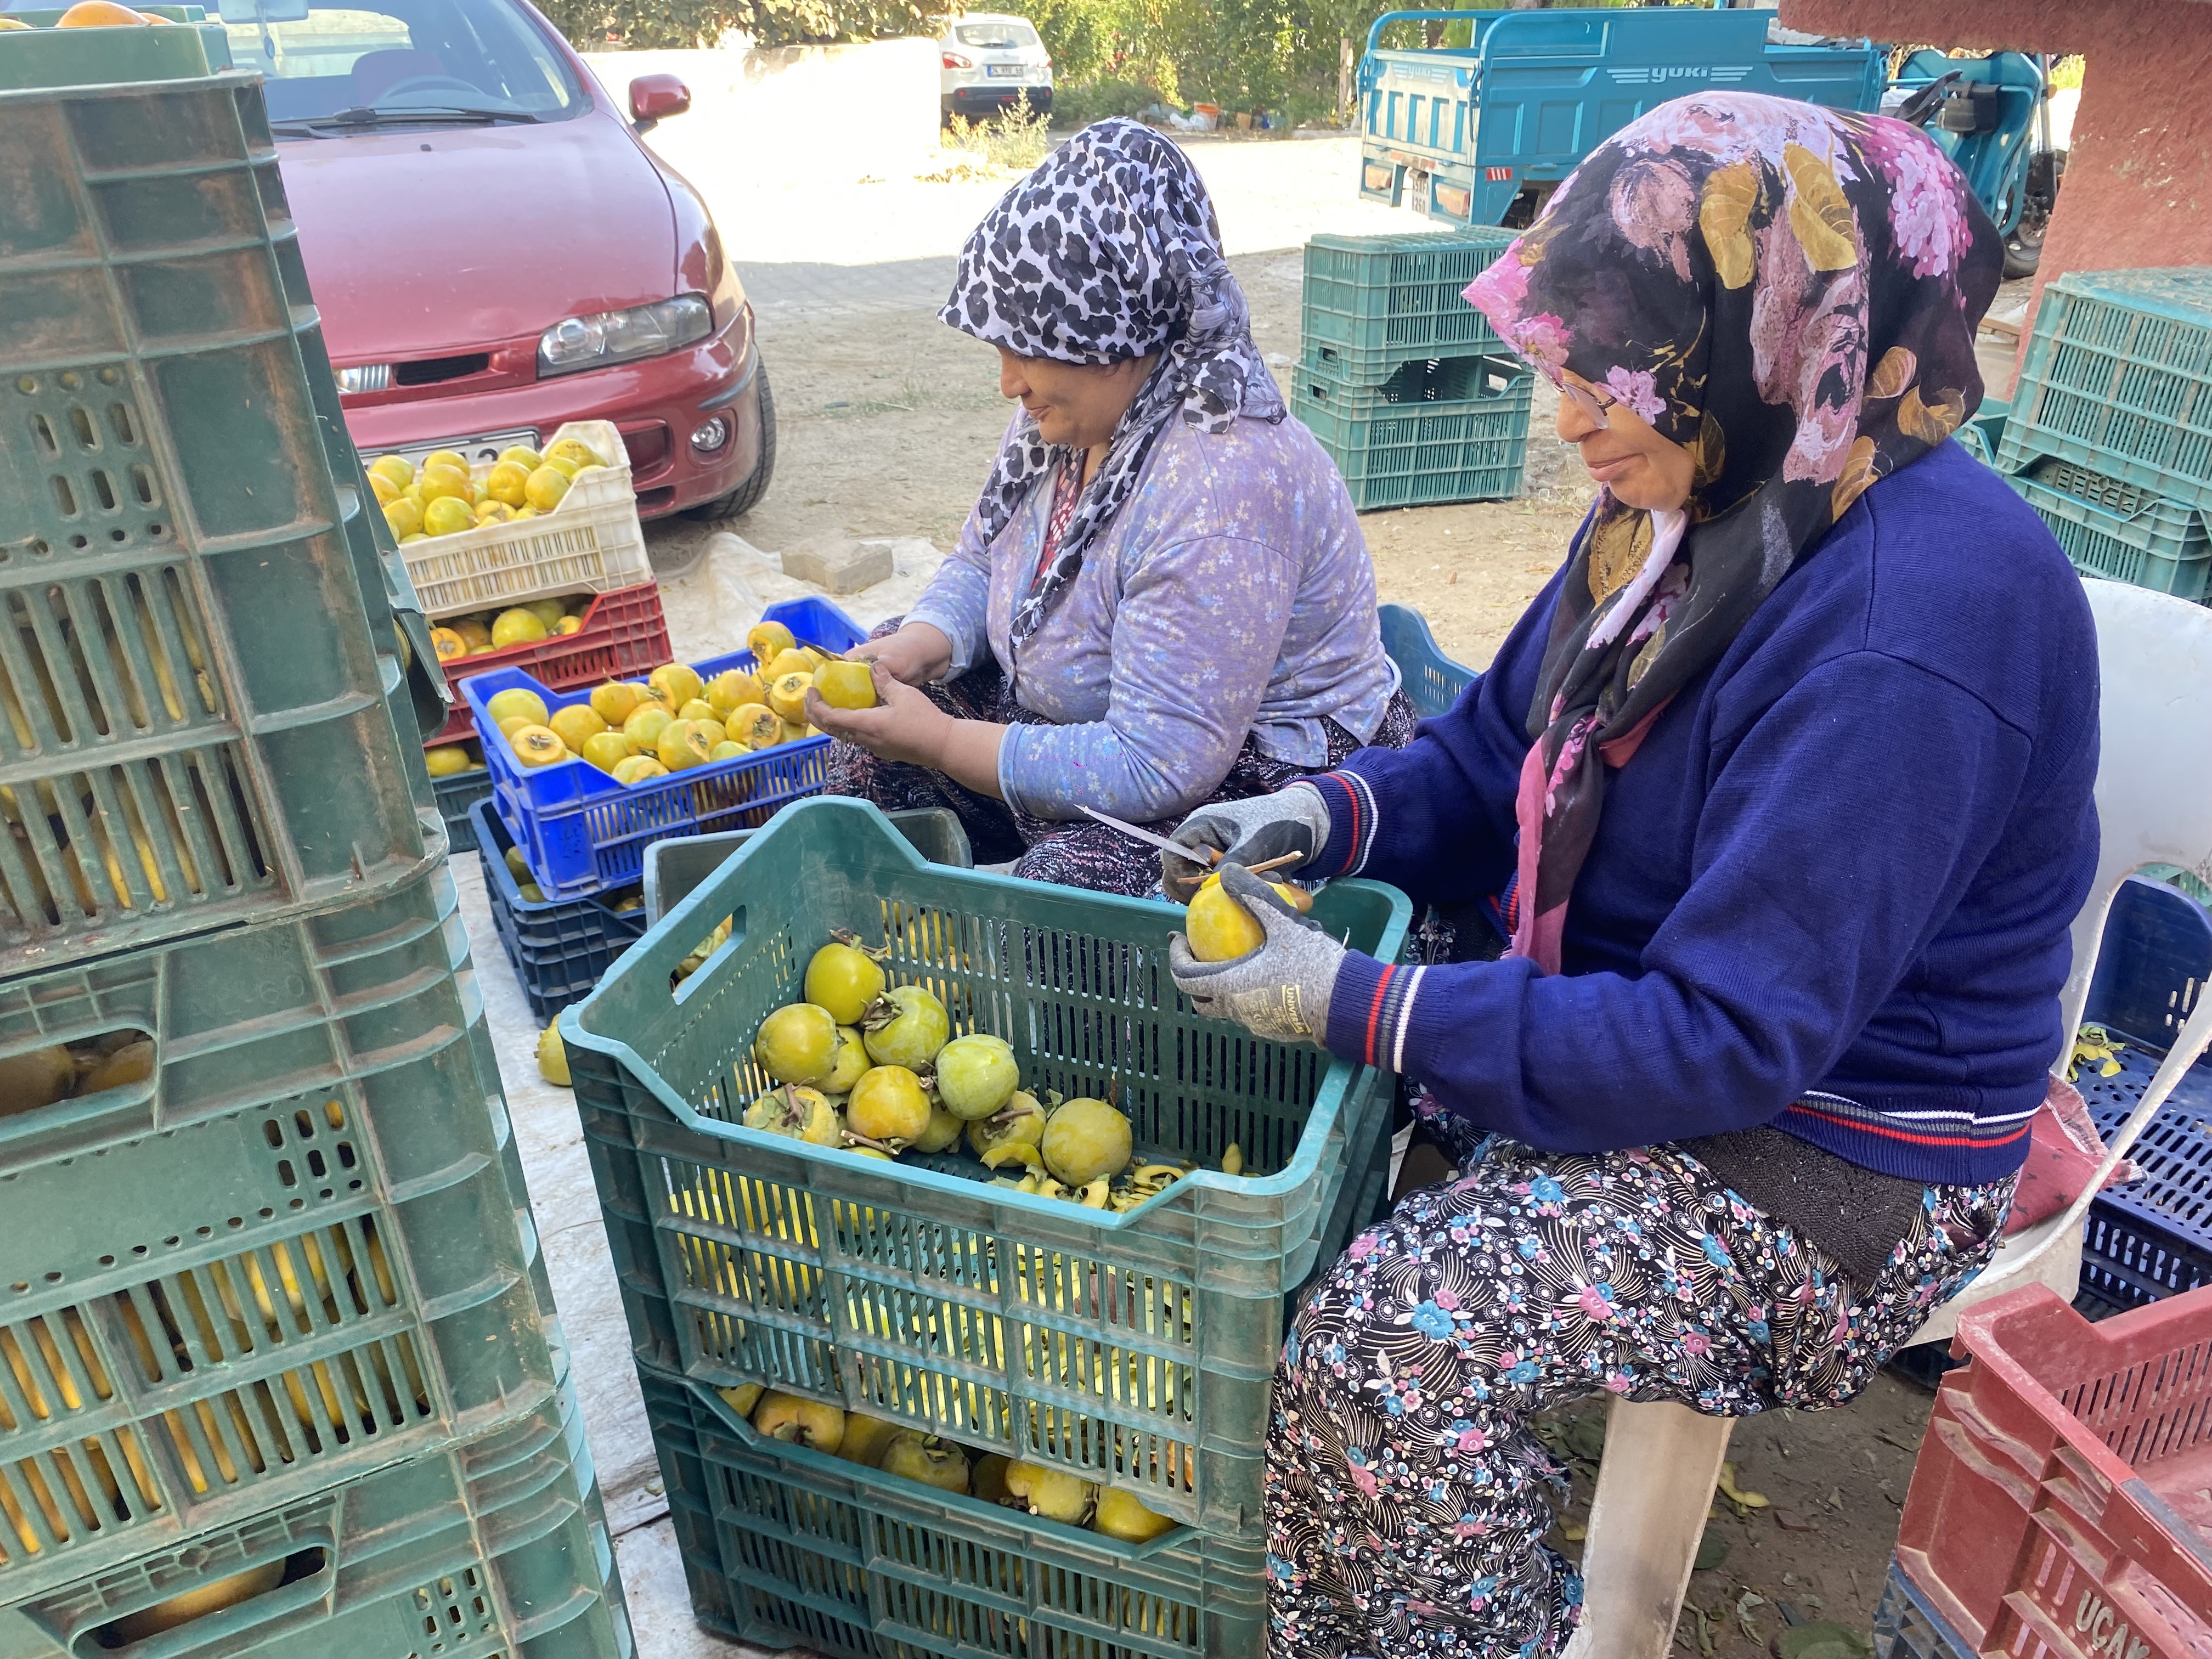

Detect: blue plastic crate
1874,1559,1972,1659
465,597,864,899
1379,603,1475,719
2072,878,2212,1313
472,799,648,1023
435,764,493,853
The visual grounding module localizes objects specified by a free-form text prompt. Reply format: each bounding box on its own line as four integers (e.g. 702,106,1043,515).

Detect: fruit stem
843,1130,903,1155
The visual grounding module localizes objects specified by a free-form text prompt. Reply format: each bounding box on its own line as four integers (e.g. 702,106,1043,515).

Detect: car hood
281,117,678,363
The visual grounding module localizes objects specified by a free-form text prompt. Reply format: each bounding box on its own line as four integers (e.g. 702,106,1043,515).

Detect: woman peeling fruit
805,120,1415,894
1156,95,2095,1659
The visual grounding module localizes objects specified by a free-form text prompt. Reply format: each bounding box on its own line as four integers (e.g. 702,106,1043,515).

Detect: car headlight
538,295,713,377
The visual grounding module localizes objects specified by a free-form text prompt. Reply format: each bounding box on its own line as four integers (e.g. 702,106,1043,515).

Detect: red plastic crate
421,582,672,747
1897,1283,2212,1659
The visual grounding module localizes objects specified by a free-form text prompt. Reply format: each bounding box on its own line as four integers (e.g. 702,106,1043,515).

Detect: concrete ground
466,122,2035,1658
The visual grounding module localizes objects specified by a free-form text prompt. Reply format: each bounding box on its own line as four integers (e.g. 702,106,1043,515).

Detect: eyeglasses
1560,380,1617,429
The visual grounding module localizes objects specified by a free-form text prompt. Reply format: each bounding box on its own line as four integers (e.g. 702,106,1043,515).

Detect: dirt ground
655,246,1593,670
611,130,2038,1652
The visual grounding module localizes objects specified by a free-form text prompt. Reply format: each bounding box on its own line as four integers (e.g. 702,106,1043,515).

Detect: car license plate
387,427,541,472
986,64,1024,77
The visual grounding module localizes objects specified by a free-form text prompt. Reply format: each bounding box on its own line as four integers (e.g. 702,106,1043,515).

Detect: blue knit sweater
1310,444,2100,1186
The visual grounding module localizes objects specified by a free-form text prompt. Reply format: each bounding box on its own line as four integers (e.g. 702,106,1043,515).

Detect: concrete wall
1778,0,2212,366
581,36,940,184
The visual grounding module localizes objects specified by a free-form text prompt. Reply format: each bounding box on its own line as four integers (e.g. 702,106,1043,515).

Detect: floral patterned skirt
1266,1126,2014,1659
823,622,1418,896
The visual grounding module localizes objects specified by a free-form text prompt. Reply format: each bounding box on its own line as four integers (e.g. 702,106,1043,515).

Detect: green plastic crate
640,1093,1391,1659
0,1377,629,1658
0,8,230,92
645,1367,1264,1659
0,863,561,1600
1378,603,1474,719
1293,353,1533,510
1301,228,1517,383
2007,465,2210,602
1954,396,2010,467
561,798,1408,1536
0,47,433,971
1996,268,2212,512
642,807,973,923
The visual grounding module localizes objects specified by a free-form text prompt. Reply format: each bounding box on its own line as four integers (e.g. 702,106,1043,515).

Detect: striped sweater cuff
1325,951,1427,1074
1304,771,1380,877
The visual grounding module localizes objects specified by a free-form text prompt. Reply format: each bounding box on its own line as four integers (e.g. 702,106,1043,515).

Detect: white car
939,12,1052,123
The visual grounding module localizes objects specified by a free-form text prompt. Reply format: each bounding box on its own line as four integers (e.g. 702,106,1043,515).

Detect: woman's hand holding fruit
847,622,953,687
805,663,951,768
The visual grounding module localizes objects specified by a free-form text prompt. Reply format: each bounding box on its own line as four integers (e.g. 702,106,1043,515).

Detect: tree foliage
540,0,938,51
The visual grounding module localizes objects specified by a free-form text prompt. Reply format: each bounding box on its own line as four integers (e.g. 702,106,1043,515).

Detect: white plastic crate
393,420,652,618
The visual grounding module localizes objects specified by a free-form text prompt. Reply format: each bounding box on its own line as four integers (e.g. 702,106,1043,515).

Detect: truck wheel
684,362,776,523
2003,150,2064,281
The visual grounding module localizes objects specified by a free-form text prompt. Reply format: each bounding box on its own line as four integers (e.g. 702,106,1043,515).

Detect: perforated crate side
1895,1284,2212,1657
0,1380,629,1659
643,1367,1267,1659
1996,269,2212,514
1291,354,1533,510
393,421,652,618
1872,1562,1972,1659
434,765,494,853
467,618,860,898
1379,604,1474,720
2007,472,2212,601
1299,228,1518,383
473,799,647,1023
0,866,558,1599
562,798,1406,1536
422,584,672,747
0,67,430,969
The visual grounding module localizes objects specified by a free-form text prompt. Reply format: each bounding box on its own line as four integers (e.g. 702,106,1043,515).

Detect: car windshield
225,0,584,128
953,20,1037,49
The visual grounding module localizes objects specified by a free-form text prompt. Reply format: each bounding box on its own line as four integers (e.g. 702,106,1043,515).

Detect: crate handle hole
0,1029,153,1122
89,1545,329,1650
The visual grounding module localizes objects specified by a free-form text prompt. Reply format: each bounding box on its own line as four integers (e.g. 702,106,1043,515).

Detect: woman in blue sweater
1165,94,2098,1658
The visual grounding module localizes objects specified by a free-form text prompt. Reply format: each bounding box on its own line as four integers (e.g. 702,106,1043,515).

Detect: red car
262,0,772,529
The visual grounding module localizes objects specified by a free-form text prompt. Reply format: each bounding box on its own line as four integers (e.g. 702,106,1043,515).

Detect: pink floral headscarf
1462,92,2002,973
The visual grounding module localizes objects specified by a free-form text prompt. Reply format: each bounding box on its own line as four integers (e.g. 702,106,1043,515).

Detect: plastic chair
1562,580,2212,1659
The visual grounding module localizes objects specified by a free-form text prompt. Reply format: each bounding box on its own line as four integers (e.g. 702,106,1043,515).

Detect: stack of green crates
559,797,1407,1659
1994,268,2212,604
1292,229,1534,510
0,21,629,1657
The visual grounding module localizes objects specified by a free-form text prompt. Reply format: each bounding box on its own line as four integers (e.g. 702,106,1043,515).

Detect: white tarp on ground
653,535,946,662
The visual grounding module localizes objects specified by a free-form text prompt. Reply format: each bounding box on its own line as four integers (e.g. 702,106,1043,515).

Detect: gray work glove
1161,785,1333,896
1168,864,1345,1045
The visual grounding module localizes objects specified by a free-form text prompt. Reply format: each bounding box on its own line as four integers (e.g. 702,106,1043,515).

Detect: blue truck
1357,8,2059,276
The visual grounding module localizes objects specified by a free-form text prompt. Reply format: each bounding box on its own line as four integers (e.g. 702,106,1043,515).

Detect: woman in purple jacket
808,119,1410,894
1164,95,2098,1657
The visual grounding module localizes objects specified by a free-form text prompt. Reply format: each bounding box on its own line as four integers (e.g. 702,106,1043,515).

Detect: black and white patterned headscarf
942,117,1284,647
